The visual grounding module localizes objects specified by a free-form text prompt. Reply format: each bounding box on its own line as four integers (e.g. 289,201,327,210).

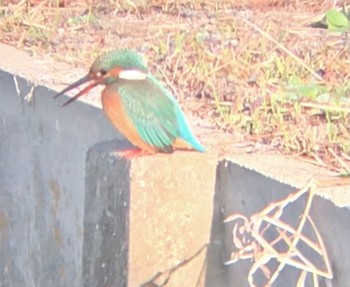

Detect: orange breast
101,88,157,153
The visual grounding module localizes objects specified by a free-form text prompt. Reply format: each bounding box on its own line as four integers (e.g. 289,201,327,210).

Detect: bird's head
54,49,149,106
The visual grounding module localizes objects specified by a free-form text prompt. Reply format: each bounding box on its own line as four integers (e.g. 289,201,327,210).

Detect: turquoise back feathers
97,49,205,153
144,74,206,153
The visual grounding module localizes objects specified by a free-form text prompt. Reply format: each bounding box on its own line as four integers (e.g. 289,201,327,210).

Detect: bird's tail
175,110,206,152
173,137,206,152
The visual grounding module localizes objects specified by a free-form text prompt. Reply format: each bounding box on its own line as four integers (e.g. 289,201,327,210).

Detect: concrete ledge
128,152,217,286
83,142,217,287
221,154,350,206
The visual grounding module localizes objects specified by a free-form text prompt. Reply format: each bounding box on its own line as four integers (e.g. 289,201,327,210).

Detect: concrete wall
1,44,350,287
0,68,120,287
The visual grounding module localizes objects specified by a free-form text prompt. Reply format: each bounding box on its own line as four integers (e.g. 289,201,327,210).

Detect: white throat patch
119,70,147,80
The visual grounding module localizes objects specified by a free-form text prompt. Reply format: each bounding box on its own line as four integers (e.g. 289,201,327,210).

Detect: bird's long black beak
54,75,100,107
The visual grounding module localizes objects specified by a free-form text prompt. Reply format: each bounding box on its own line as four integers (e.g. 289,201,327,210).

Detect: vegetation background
0,0,349,174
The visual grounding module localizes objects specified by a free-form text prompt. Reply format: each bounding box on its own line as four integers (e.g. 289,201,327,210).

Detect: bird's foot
115,148,152,159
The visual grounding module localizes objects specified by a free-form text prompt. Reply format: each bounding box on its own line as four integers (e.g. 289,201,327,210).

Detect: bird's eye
96,70,107,77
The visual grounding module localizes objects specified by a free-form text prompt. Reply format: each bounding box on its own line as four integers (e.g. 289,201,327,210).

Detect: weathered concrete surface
83,142,217,287
206,160,350,287
128,152,217,287
83,143,131,287
0,45,121,287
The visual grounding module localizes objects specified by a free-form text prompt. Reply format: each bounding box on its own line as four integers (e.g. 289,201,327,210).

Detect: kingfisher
54,49,205,158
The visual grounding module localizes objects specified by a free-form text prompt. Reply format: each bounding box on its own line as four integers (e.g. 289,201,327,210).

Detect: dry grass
0,0,349,174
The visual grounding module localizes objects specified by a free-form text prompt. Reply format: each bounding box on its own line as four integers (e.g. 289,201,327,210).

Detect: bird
54,49,205,158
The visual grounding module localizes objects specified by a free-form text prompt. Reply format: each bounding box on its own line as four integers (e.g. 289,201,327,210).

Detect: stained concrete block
207,160,350,287
83,143,217,287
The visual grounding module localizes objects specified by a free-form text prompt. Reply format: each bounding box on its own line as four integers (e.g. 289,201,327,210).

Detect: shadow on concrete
83,141,132,287
0,68,126,287
204,160,348,287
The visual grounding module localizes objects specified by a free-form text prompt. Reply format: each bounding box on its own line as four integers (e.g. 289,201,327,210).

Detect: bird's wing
115,77,180,152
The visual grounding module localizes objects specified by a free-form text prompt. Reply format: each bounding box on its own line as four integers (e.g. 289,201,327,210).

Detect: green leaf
326,9,349,32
